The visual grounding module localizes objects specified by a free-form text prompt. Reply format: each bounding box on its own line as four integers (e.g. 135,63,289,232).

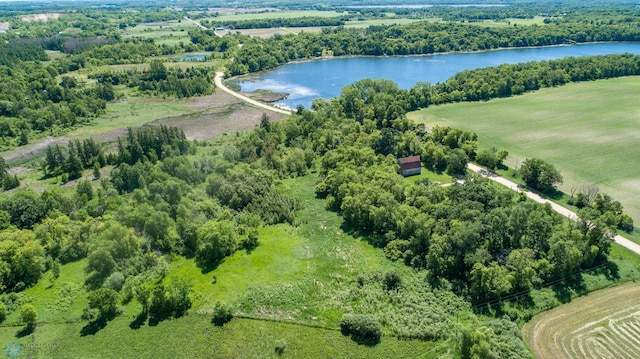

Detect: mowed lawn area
408,76,640,221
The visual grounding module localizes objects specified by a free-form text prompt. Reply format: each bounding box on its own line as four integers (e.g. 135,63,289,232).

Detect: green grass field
345,18,423,28
0,170,441,357
121,20,197,46
70,97,197,139
474,16,549,28
203,10,348,22
408,76,640,222
0,315,433,359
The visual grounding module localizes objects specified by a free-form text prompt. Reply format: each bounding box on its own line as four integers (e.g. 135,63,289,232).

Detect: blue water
234,42,640,109
180,53,208,61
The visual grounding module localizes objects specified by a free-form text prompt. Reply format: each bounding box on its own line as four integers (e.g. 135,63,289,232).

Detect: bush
383,270,402,291
340,314,381,345
20,304,37,327
211,301,233,326
0,302,6,323
274,339,287,355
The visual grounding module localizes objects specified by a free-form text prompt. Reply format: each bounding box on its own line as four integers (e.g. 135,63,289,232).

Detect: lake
233,42,640,109
180,53,208,61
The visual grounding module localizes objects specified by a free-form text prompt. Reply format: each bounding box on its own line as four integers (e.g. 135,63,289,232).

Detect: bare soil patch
154,95,285,140
1,90,284,166
523,282,640,359
21,13,63,22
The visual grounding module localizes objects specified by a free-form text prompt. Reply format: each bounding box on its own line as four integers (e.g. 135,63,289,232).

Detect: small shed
398,155,421,177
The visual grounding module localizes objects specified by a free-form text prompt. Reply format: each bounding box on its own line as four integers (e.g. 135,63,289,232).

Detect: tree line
89,60,214,99
214,19,640,75
202,16,345,30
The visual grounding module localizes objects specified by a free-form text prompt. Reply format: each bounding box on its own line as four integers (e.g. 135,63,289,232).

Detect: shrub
340,314,381,345
383,270,402,291
20,304,37,327
211,301,233,326
103,271,125,292
274,339,287,355
0,302,6,323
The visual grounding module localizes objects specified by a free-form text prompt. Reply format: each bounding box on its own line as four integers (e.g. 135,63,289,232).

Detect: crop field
523,281,640,359
344,18,423,28
476,16,549,27
408,76,640,222
120,20,196,45
232,27,315,38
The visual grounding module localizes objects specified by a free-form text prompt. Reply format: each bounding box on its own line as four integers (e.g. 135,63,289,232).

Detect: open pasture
409,76,640,221
120,20,196,45
523,281,640,359
0,315,432,359
476,16,549,27
202,10,347,23
344,18,423,28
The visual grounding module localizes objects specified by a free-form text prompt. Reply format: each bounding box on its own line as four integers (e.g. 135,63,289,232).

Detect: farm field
523,280,640,359
120,20,197,45
344,18,423,28
408,76,640,222
232,27,318,38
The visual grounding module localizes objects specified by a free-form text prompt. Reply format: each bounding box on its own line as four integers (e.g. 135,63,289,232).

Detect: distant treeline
203,16,345,29
0,43,48,66
89,60,214,99
338,53,640,112
200,20,640,75
410,53,640,106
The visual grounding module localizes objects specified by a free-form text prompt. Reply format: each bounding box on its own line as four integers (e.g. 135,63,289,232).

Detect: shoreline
230,40,636,82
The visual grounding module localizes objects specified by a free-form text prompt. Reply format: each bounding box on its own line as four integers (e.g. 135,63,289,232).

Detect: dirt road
214,72,293,116
467,163,640,256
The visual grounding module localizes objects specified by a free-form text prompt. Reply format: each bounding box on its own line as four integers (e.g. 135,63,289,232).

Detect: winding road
214,72,293,116
467,163,640,256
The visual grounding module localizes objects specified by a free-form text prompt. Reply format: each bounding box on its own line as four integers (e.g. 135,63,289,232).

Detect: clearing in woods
523,281,640,359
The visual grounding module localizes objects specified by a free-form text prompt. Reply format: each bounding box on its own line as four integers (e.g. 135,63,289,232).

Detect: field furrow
524,282,640,358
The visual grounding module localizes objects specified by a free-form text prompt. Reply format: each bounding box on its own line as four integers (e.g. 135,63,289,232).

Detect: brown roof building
398,155,421,177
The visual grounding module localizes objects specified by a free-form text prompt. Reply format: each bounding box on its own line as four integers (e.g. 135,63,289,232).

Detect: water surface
234,42,640,109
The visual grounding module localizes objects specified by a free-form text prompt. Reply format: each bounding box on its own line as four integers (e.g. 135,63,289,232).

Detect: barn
398,155,422,177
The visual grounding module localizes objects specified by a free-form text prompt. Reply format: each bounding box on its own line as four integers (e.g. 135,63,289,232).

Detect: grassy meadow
120,20,197,46
408,76,640,222
0,315,433,359
0,168,454,358
203,10,348,23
